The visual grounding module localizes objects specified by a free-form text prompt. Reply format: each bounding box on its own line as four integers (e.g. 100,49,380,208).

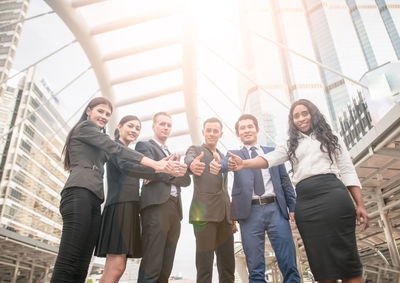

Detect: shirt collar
151,138,168,150
245,144,261,151
201,143,222,156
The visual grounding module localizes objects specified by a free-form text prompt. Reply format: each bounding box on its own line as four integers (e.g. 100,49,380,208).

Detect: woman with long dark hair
227,99,368,283
95,115,154,283
51,97,180,283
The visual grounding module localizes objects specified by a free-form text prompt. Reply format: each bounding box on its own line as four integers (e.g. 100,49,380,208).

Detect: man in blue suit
210,114,300,283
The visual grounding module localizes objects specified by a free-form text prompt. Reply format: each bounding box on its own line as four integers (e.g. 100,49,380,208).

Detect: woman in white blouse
228,99,368,283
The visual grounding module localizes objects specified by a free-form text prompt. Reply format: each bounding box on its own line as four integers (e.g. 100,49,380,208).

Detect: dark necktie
163,146,172,156
250,146,265,196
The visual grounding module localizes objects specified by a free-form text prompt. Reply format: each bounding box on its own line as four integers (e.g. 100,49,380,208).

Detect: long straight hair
62,97,113,171
287,99,340,168
114,115,141,140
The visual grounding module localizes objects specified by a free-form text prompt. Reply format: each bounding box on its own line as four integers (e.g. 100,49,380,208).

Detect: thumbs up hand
163,153,187,177
210,152,222,175
176,154,188,177
190,152,206,176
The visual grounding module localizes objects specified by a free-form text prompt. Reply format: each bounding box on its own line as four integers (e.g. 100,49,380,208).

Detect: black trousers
138,197,181,283
51,187,102,283
193,221,235,283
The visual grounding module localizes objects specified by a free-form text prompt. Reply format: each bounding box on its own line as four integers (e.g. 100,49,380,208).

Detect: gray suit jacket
185,144,231,224
63,120,144,201
135,139,191,219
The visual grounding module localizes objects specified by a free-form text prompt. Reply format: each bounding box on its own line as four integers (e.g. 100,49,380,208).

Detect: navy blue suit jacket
221,146,296,221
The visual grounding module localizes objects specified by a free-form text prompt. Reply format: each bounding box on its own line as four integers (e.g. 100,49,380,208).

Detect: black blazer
104,140,156,207
185,144,231,224
135,139,191,220
63,120,144,201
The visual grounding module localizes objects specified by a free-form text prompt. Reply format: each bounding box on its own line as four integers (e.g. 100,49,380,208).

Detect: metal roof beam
360,159,398,184
374,148,400,160
181,0,202,145
115,85,183,107
90,7,180,35
139,107,186,122
71,0,108,8
103,37,181,62
44,0,119,127
110,62,181,86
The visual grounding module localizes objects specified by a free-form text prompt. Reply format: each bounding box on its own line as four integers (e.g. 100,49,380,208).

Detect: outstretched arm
136,142,189,186
110,154,156,179
220,153,230,173
228,152,269,171
228,145,289,171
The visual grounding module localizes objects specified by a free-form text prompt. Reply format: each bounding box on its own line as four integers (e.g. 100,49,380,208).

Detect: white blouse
261,133,361,187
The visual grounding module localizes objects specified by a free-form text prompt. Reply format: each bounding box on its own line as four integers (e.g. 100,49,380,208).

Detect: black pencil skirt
295,174,362,281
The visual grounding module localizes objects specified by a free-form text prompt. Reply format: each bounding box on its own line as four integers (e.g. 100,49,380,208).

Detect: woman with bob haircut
227,99,368,283
51,97,182,283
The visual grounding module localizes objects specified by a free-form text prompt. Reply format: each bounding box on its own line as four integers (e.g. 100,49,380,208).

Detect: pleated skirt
295,174,362,281
95,201,142,258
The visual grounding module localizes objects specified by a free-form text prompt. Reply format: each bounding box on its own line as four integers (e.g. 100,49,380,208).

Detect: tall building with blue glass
237,0,400,138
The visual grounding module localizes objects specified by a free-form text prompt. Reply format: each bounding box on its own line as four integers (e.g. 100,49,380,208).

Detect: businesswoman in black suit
50,97,178,283
95,115,155,283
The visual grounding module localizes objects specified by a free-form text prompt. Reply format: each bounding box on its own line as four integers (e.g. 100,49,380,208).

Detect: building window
10,188,22,201
20,140,32,153
3,205,17,217
29,98,40,109
14,172,26,185
23,125,34,138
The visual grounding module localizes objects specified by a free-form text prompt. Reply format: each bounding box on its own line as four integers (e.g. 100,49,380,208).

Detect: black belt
251,196,275,206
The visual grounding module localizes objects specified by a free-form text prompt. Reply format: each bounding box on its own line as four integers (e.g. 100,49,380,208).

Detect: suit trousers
51,187,102,283
138,196,181,283
239,202,300,283
193,221,235,283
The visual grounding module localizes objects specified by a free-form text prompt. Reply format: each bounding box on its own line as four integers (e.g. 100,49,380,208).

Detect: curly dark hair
287,99,340,168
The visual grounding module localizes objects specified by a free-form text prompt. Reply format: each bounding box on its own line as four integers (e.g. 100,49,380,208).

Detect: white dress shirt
245,144,276,199
261,133,361,187
152,139,178,197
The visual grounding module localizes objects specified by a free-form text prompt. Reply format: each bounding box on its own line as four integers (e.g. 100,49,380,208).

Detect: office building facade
338,91,373,148
237,0,400,139
0,0,30,97
0,66,68,282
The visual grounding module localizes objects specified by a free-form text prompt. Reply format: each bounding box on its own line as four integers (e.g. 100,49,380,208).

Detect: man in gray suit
184,117,235,283
136,112,191,283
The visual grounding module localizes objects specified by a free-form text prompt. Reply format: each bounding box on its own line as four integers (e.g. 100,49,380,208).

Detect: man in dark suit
184,117,235,283
211,114,300,283
136,112,191,283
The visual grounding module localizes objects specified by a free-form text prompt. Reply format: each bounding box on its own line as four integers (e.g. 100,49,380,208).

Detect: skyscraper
0,84,18,155
0,0,30,97
237,0,400,134
0,66,68,282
